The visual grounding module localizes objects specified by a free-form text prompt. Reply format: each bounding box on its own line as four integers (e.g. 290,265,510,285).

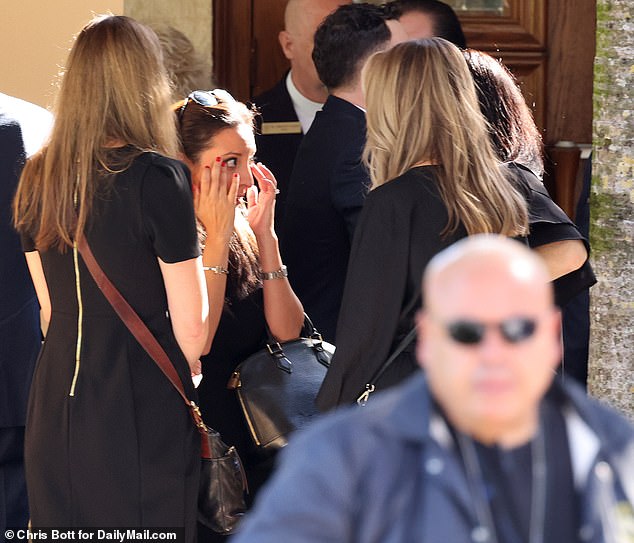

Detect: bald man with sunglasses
232,235,633,543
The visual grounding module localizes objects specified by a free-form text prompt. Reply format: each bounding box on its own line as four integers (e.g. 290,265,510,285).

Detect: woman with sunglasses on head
13,16,207,536
175,89,304,538
316,38,530,411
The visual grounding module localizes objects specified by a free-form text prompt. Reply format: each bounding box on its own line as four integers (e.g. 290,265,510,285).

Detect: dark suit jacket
253,76,304,231
281,95,369,342
0,95,49,427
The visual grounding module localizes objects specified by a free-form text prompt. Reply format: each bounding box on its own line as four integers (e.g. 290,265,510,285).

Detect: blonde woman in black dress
14,16,208,538
317,38,529,410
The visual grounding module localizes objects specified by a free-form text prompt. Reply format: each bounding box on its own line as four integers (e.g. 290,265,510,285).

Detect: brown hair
151,23,211,102
14,14,178,251
463,49,544,177
175,90,261,299
363,38,528,237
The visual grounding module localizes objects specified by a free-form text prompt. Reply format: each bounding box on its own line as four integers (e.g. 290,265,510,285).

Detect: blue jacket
233,373,634,543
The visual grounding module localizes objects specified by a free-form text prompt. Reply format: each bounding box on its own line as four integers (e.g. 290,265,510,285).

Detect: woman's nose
243,166,255,187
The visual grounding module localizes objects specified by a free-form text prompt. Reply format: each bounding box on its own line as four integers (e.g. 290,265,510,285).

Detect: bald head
285,0,349,36
418,235,560,447
424,234,553,314
280,0,351,102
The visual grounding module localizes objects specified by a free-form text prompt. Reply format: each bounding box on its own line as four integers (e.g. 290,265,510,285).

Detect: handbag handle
76,235,210,443
356,327,417,406
261,313,331,373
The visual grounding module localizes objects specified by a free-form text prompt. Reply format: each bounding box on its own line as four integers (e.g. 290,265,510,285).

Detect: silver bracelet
203,265,229,275
261,264,288,280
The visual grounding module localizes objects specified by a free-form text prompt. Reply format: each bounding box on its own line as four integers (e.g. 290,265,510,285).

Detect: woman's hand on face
193,157,239,244
246,162,278,239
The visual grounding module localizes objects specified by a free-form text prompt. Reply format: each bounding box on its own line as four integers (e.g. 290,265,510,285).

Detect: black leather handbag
197,425,248,534
227,316,334,452
77,235,247,535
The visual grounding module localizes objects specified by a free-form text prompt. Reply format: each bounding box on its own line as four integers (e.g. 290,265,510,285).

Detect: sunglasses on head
442,317,538,345
177,89,231,123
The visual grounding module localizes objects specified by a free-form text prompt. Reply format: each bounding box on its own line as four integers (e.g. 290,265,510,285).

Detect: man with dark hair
232,235,634,543
280,3,404,342
253,0,351,231
386,0,467,47
0,92,51,536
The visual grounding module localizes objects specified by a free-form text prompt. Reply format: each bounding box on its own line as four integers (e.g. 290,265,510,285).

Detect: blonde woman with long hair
13,15,208,535
317,38,529,410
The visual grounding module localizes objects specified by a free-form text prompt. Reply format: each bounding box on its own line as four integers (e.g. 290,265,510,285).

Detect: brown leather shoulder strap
76,235,190,405
77,235,212,457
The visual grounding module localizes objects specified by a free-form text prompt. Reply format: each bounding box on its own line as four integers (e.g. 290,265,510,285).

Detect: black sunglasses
177,90,222,123
443,317,537,345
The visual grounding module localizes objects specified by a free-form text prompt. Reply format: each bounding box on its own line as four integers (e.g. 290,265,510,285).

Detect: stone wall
124,0,214,95
588,0,633,418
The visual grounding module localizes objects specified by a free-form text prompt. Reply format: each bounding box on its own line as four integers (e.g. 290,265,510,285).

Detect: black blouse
316,166,466,410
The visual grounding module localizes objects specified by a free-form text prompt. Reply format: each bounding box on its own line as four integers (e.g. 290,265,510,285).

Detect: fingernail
233,173,239,178
215,156,222,163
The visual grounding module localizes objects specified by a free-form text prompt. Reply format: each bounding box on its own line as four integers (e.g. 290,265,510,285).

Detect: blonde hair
14,14,179,251
362,38,528,237
151,23,211,102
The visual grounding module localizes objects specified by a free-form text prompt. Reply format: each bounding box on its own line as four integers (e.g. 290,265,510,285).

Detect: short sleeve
21,231,36,252
141,157,200,263
507,163,587,249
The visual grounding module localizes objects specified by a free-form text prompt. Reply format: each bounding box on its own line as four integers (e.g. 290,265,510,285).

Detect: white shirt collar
286,72,323,134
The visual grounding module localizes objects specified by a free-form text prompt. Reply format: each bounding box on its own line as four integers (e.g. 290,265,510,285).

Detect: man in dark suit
280,4,405,342
0,93,51,534
253,0,351,230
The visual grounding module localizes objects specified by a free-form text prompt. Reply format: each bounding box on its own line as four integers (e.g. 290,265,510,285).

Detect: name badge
261,121,302,135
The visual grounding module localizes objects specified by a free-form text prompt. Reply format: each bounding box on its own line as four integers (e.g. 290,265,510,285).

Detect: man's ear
278,30,294,60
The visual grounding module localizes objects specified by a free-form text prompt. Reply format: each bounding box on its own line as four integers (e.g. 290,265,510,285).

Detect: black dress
23,152,200,538
196,287,274,542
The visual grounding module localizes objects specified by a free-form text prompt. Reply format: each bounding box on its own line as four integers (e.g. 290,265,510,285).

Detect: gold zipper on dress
69,173,83,397
69,240,83,397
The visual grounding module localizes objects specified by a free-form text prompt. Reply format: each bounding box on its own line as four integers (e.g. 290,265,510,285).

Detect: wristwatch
262,265,288,280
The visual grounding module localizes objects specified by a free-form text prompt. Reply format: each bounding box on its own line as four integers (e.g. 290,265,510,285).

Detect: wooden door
213,0,595,145
440,1,546,133
213,0,288,102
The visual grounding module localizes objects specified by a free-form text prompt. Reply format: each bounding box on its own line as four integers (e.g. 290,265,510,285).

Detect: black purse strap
261,313,331,373
76,235,213,455
262,312,321,343
356,327,417,406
